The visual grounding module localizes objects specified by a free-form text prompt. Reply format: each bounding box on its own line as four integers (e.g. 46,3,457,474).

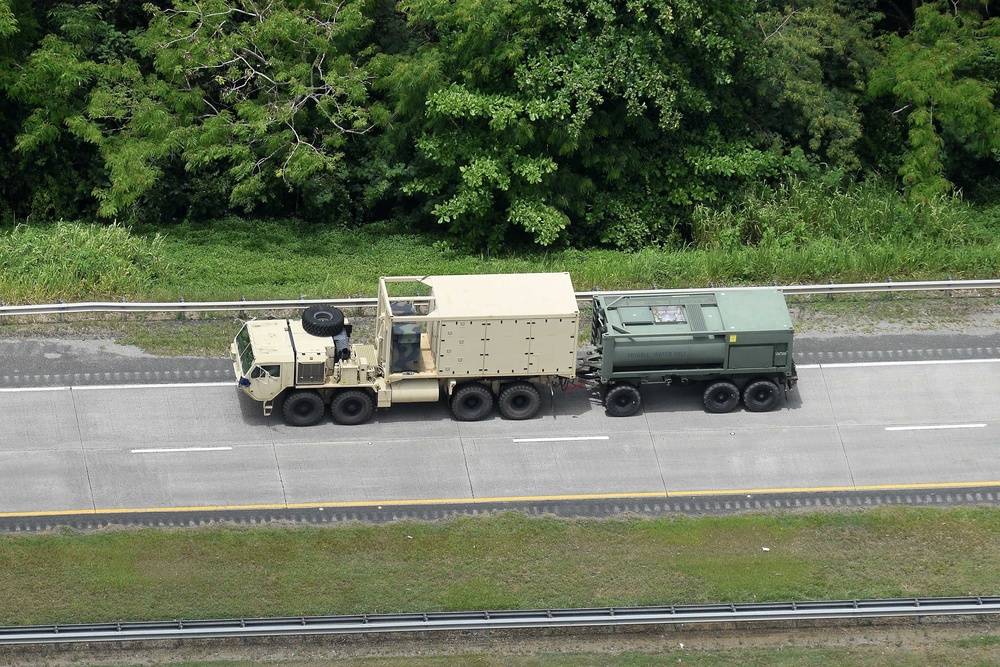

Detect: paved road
2,351,999,517
2,332,1000,387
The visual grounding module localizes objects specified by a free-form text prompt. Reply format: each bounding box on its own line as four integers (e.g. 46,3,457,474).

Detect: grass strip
2,508,1000,626
2,216,1000,305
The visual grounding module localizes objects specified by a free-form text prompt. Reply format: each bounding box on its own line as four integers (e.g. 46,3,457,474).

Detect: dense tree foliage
0,0,997,248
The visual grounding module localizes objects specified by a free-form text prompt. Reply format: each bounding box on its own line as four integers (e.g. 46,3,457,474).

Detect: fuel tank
592,289,795,381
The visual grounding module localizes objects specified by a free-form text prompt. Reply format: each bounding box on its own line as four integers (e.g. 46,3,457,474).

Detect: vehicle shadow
629,382,803,416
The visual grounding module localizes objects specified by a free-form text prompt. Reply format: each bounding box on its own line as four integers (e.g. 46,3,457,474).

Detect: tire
330,389,374,425
742,379,780,412
703,381,739,414
451,383,494,421
282,390,325,426
302,304,345,337
605,384,641,417
498,382,542,420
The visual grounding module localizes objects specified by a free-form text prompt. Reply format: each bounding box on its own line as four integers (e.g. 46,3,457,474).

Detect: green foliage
388,0,779,249
0,0,16,38
124,0,382,218
869,0,1000,201
1,0,997,250
0,221,167,301
756,0,880,173
692,178,987,251
3,3,131,220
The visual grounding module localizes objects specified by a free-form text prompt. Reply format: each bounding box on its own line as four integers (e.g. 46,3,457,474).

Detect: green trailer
589,289,797,416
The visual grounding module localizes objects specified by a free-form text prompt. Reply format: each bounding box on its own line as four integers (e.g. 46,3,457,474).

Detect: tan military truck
232,273,580,426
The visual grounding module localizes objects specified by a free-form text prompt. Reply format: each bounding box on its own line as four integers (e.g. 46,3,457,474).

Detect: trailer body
589,289,796,415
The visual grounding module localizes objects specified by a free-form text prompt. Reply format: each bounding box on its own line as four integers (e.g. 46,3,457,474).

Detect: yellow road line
2,481,999,519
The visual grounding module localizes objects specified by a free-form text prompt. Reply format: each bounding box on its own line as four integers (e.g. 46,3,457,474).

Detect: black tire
302,304,345,337
703,381,739,414
498,382,542,420
605,384,641,417
282,390,325,426
451,383,494,421
742,379,780,412
330,389,374,425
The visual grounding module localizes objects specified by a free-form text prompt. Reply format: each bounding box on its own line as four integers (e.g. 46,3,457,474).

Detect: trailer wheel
330,389,374,425
498,382,542,420
282,390,325,426
302,304,345,337
451,383,494,421
605,384,641,417
703,381,739,414
742,379,780,412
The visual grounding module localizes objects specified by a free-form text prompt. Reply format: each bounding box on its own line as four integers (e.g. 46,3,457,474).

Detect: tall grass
0,222,167,303
1,180,997,304
691,179,991,249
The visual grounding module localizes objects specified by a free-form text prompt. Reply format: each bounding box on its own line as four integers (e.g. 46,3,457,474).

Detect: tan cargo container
233,273,580,426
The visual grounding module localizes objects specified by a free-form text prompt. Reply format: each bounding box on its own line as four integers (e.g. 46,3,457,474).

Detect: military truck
232,273,580,426
233,275,796,424
586,289,797,416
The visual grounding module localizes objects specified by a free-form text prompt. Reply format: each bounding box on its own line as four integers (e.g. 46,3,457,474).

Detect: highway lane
1,359,999,517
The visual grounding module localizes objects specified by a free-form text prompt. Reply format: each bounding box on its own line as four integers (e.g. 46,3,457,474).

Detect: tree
755,0,881,174
126,0,384,219
869,0,1000,200
4,2,134,220
9,0,384,221
384,0,780,249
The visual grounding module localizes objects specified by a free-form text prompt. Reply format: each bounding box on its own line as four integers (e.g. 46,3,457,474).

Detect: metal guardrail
1,596,998,645
0,279,998,317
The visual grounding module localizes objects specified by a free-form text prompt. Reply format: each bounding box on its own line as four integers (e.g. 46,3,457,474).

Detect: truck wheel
703,381,739,414
302,304,345,337
743,379,780,412
498,382,542,420
330,389,374,425
605,384,641,417
451,383,494,421
282,390,325,426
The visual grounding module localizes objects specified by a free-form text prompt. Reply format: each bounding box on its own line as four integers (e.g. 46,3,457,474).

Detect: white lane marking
797,358,1000,370
131,446,234,453
512,436,610,443
75,382,233,390
885,424,986,432
0,386,71,393
0,382,232,393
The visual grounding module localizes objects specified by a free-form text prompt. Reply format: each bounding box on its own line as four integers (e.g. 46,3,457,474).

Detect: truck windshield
235,325,254,375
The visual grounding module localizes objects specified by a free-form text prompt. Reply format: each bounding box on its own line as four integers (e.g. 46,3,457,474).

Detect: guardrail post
239,296,246,320
178,296,185,321
58,298,64,323
828,279,834,300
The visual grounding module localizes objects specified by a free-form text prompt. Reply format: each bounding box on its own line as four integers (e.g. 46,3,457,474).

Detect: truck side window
251,365,280,378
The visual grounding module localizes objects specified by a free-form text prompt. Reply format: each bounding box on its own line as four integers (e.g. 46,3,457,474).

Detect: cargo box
381,273,580,380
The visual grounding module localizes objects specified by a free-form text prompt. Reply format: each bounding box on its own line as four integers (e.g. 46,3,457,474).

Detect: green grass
1,179,998,305
2,508,1000,626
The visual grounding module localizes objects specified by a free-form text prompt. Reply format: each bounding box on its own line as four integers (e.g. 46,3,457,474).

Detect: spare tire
302,304,345,337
